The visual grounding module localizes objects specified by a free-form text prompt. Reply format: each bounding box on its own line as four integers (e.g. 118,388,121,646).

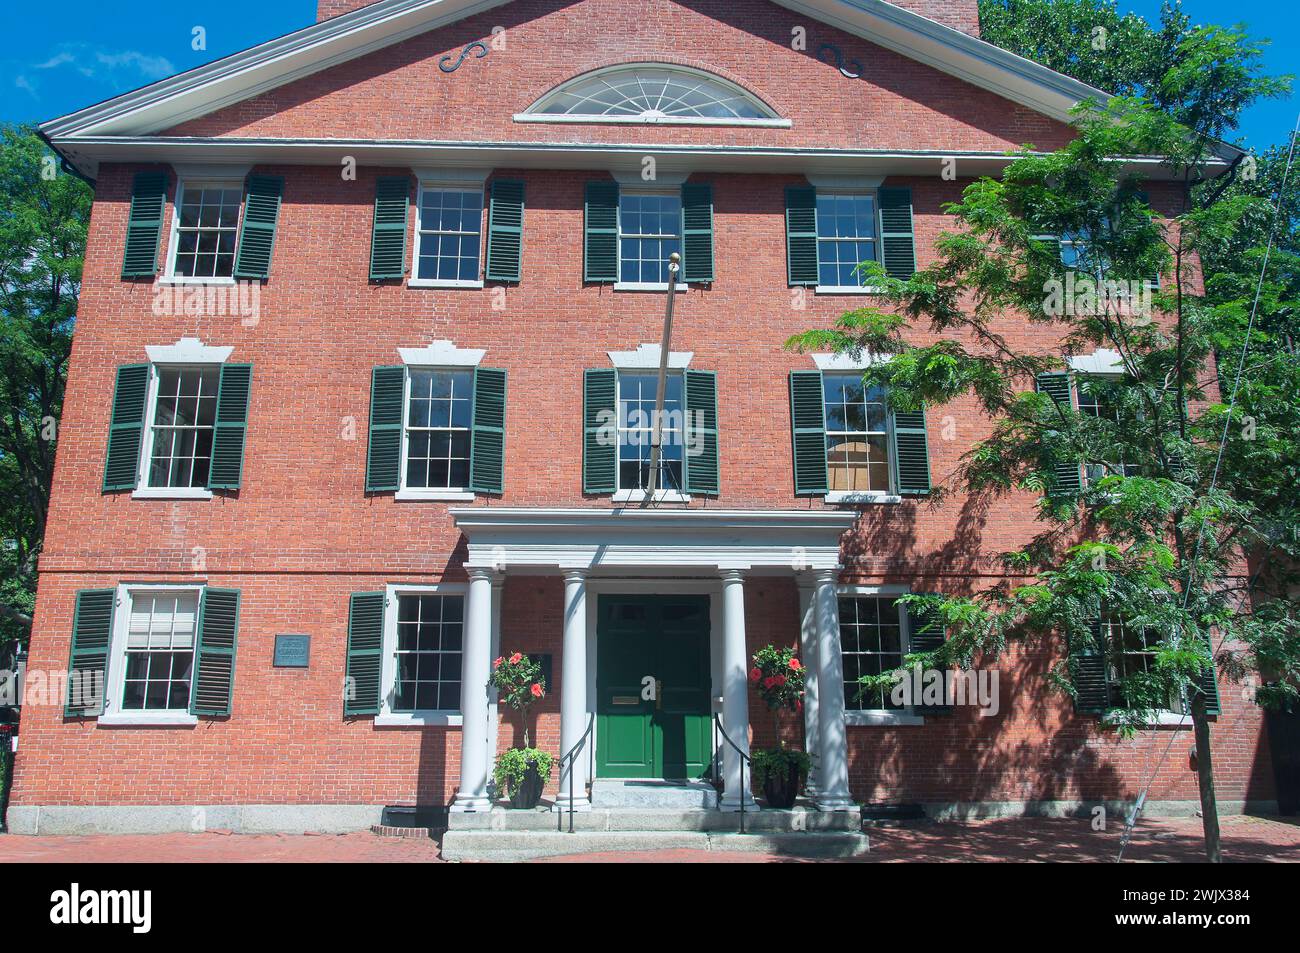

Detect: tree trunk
1192,701,1222,863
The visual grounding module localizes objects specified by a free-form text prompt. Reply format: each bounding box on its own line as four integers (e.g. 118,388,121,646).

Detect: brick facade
13,0,1276,824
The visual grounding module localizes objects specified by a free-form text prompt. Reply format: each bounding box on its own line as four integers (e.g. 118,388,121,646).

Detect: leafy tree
0,125,92,653
788,90,1297,861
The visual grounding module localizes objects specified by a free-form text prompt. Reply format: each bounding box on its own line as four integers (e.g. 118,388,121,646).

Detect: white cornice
451,507,859,573
46,137,1221,183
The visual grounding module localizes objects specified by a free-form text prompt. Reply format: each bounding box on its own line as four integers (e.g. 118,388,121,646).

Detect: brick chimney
315,1,979,37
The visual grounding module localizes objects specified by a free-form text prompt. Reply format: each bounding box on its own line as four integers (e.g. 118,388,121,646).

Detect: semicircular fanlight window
529,65,778,121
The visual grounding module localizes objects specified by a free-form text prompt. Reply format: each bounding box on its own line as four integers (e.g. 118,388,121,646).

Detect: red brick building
11,0,1277,835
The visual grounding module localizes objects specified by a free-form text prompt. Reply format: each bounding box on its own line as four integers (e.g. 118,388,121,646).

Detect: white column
797,579,820,800
719,570,756,811
814,569,855,810
450,568,495,812
555,569,591,812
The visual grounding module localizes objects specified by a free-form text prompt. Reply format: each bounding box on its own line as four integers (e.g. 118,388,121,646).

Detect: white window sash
398,366,474,497
379,583,469,721
134,363,217,498
410,184,484,288
163,178,243,284
101,584,203,725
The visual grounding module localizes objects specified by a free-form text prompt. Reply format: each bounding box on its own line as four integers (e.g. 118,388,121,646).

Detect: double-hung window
817,193,877,290
402,368,474,493
414,187,483,285
120,589,198,713
619,192,681,288
617,372,685,493
144,366,219,491
392,592,464,713
167,180,242,280
839,595,908,711
1075,374,1140,483
823,374,891,493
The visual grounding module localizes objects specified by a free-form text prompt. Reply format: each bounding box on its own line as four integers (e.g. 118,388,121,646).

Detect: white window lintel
412,167,491,188
812,352,894,371
608,343,693,370
398,340,485,367
1067,348,1125,375
805,174,885,191
145,337,232,365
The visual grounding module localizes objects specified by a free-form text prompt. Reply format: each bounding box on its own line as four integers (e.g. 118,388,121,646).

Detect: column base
813,794,858,812
549,796,592,813
449,794,493,813
718,795,758,812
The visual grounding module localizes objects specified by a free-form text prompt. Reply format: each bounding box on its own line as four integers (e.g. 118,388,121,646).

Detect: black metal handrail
712,712,753,834
557,713,595,833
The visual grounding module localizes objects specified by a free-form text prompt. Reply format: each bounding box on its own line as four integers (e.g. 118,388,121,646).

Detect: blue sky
3,0,1296,149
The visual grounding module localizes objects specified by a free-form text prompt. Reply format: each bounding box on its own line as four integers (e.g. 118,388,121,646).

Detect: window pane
147,367,219,489
416,189,482,282
391,594,465,713
841,596,904,710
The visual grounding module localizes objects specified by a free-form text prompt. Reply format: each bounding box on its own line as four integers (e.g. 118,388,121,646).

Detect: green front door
596,594,712,780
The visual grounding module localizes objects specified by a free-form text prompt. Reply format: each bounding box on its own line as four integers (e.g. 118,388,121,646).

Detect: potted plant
489,652,553,809
748,644,809,809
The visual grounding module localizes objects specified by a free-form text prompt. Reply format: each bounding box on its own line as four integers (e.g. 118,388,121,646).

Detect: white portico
447,507,859,814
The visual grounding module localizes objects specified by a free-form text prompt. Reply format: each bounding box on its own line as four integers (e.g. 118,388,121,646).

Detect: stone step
440,829,870,862
590,779,719,809
448,805,861,833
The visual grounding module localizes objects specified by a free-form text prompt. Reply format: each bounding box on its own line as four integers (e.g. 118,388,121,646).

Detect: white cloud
93,50,175,80
36,52,75,70
14,74,38,98
27,44,176,84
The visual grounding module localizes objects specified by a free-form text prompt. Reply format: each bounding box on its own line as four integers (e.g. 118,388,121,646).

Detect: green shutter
369,175,410,280
584,181,619,283
121,171,167,278
907,595,951,715
683,369,719,496
878,187,917,279
470,367,507,494
190,587,240,716
790,371,828,495
102,364,150,492
486,179,525,282
1070,619,1112,715
785,186,819,286
892,406,932,496
65,589,115,717
345,592,385,716
680,183,715,283
583,368,617,494
1035,371,1083,497
1189,636,1223,716
233,175,284,280
207,363,252,490
366,366,405,493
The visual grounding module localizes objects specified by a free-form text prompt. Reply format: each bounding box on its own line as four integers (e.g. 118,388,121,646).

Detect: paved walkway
1,815,1296,863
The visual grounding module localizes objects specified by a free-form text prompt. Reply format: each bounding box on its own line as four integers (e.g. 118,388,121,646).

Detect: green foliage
749,644,806,712
492,746,554,794
0,124,92,654
750,745,811,787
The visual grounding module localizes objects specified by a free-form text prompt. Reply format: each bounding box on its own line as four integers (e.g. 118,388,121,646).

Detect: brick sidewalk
1,815,1296,863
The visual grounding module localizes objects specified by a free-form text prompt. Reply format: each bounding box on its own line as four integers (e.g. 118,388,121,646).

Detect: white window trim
612,368,690,498
397,365,476,498
836,584,924,724
99,583,202,727
162,177,244,285
398,341,485,368
813,188,882,295
409,181,485,289
820,370,896,499
379,583,468,723
614,187,685,292
608,344,693,370
132,361,223,499
1102,710,1192,730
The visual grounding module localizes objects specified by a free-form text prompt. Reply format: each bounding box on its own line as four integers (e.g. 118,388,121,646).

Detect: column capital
718,568,745,583
813,568,840,587
562,568,589,584
466,567,500,584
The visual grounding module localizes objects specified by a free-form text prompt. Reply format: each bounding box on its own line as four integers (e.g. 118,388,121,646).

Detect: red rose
749,667,761,683
763,676,777,689
788,658,802,671
509,652,523,664
530,683,544,698
774,674,787,686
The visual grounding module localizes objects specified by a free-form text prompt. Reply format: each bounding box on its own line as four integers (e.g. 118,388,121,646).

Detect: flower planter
507,759,545,810
762,760,802,809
